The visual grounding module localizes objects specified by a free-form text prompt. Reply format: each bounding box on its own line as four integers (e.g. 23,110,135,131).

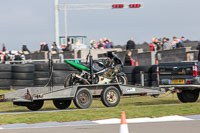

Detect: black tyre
149,73,157,81
53,71,76,78
101,86,120,107
34,63,49,72
34,78,49,86
0,64,12,72
133,66,152,73
53,63,76,71
73,88,92,109
0,79,12,87
0,72,12,79
126,74,135,82
26,100,44,111
12,80,34,86
149,65,158,73
134,73,150,82
53,77,64,85
12,73,34,80
149,81,158,87
177,90,199,103
53,99,72,109
122,66,135,74
12,64,35,73
34,72,49,78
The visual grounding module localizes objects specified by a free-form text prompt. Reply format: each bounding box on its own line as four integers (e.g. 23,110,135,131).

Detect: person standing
126,38,136,50
2,43,6,52
104,40,112,49
22,45,30,53
51,42,58,52
149,38,155,51
124,50,134,66
163,38,172,50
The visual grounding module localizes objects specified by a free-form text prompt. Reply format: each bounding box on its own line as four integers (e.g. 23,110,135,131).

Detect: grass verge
0,90,200,124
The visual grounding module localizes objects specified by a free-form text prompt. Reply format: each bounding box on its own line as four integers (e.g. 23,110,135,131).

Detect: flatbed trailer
0,84,166,111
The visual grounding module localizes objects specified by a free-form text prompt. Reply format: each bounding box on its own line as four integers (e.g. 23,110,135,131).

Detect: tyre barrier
123,65,158,87
52,63,78,86
0,63,158,90
12,64,35,89
0,64,12,90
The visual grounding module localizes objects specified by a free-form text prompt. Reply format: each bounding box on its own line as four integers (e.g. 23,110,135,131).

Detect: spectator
14,52,22,61
124,50,134,66
51,42,58,52
22,45,30,54
40,42,49,51
163,38,172,50
180,36,185,44
171,36,177,48
97,39,104,49
149,38,155,51
176,39,184,48
66,39,72,51
126,38,136,50
61,45,67,51
103,37,107,44
108,39,114,48
89,40,96,49
104,40,112,49
40,42,44,51
154,38,161,50
2,43,6,52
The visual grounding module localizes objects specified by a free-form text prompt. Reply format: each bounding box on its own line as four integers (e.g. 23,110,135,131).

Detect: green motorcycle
64,51,128,87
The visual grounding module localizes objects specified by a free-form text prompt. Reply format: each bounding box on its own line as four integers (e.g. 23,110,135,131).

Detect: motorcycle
63,51,128,87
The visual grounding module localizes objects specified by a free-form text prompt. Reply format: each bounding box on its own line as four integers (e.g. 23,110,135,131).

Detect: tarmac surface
1,120,200,133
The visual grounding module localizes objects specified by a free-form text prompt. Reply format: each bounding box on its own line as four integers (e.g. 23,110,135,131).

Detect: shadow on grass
133,99,181,106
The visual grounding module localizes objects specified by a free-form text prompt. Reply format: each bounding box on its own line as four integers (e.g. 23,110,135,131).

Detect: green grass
0,90,200,124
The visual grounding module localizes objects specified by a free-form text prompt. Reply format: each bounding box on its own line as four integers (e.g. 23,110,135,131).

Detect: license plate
171,79,185,84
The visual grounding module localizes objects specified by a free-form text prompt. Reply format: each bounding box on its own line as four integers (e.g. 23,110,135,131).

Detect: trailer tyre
73,88,92,109
26,100,44,111
177,90,199,103
53,99,72,109
101,86,120,107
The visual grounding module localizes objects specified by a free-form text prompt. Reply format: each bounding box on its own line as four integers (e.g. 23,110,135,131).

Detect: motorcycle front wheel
113,75,128,85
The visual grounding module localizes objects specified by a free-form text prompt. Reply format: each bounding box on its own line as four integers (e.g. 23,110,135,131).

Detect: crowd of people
0,36,189,64
89,37,114,49
149,36,185,51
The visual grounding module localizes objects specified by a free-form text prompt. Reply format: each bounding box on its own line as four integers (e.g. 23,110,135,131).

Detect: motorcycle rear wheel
64,72,89,87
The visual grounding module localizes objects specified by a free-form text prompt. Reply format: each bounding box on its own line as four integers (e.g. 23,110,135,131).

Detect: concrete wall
24,47,199,65
156,47,191,63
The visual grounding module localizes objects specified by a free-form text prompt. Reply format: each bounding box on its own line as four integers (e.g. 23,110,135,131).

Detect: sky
0,0,200,51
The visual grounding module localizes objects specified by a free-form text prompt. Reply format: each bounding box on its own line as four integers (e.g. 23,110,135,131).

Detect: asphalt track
1,120,200,133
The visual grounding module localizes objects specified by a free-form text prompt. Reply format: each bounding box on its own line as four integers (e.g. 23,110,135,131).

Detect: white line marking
93,115,193,124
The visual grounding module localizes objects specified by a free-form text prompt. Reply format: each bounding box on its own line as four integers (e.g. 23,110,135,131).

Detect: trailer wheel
101,86,120,107
26,100,44,111
177,90,199,103
53,99,72,109
73,88,92,109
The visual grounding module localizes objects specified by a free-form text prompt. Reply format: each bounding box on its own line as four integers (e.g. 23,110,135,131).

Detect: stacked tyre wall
0,63,79,90
123,65,158,87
